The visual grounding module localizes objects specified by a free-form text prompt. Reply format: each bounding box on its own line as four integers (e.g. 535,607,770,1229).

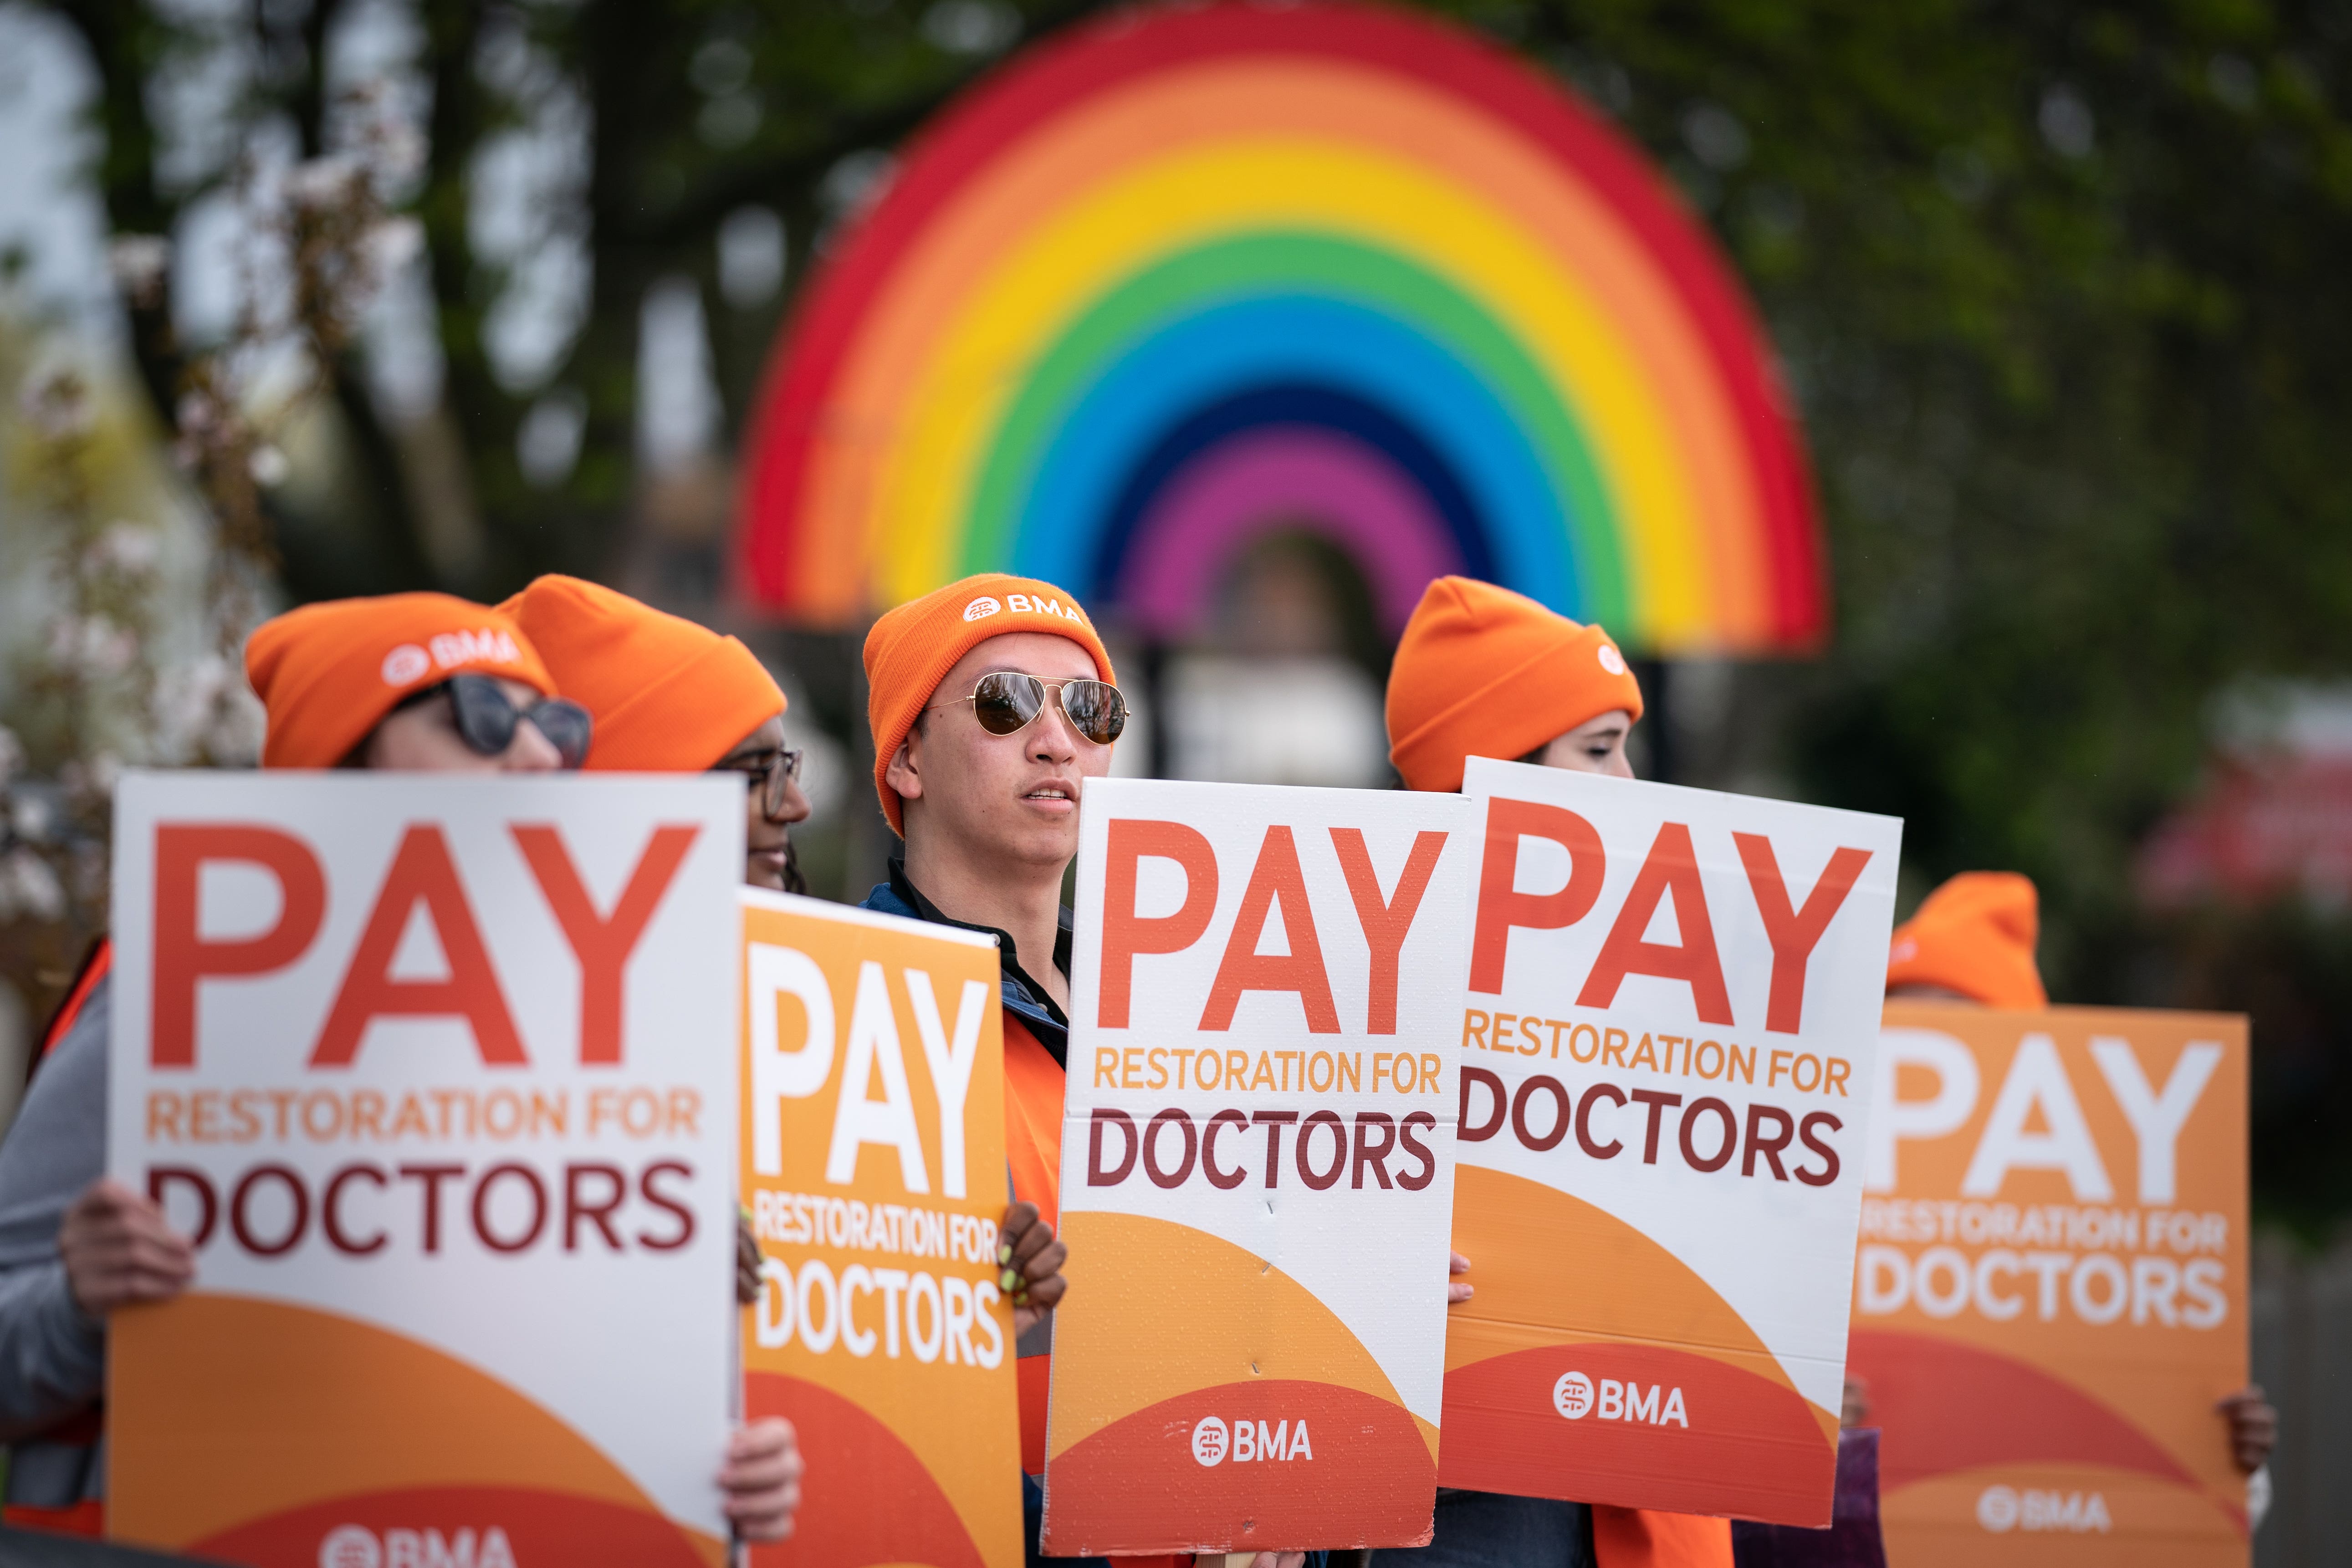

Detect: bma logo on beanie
1597,643,1628,676
1006,590,1088,624
962,596,1002,622
380,644,433,685
381,629,522,686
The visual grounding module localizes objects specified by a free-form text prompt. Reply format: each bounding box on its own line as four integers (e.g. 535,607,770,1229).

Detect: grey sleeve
0,977,111,1440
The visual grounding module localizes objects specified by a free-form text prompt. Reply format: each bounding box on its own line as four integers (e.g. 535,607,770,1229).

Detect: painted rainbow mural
736,0,1826,652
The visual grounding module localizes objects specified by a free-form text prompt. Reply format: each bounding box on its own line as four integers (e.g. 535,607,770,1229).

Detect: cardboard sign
1443,757,1902,1525
1042,778,1477,1555
1857,1003,2250,1565
105,772,743,1566
737,889,1023,1568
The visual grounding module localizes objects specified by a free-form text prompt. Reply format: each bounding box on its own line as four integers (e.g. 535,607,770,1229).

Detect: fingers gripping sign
998,1198,1068,1335
61,1178,196,1316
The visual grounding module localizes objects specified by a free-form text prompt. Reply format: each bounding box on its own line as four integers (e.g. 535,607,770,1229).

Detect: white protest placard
1442,756,1901,1525
1041,778,1476,1557
105,771,742,1567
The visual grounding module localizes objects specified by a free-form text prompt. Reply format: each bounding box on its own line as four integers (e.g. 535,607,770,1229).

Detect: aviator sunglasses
935,672,1127,746
396,674,593,769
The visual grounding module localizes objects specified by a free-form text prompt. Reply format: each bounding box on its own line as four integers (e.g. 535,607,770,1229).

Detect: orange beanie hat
245,592,554,769
1886,872,2048,1009
499,576,784,771
1386,576,1644,793
864,574,1116,835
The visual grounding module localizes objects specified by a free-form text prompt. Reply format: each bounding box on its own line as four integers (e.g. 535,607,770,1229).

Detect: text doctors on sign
1856,1003,2249,1568
105,772,742,1566
1041,778,1476,1557
1444,756,1901,1526
739,889,1022,1568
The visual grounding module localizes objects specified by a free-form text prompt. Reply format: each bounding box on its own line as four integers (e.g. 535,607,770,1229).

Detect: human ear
884,740,923,802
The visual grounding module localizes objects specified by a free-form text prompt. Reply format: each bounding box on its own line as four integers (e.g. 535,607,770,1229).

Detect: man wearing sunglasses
0,593,800,1544
857,577,1298,1568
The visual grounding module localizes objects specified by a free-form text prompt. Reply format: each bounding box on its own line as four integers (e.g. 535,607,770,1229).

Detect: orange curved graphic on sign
1442,1341,1830,1522
107,1295,718,1563
193,1486,711,1568
1046,1210,1437,1464
1440,1165,1837,1517
1046,1379,1436,1553
1849,1328,2240,1528
745,1370,989,1568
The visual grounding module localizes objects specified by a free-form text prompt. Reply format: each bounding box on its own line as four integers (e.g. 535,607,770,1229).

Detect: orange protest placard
1856,1003,2250,1565
739,890,1023,1568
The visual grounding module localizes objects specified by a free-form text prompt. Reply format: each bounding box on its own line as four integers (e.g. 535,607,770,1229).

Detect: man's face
361,677,564,772
889,632,1115,872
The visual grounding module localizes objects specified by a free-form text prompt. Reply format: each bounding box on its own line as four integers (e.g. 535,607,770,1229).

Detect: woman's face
1532,708,1637,779
361,678,564,772
716,715,810,891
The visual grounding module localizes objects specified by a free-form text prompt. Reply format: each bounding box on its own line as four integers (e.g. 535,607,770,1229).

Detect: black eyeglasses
399,674,592,769
715,746,804,821
933,672,1126,746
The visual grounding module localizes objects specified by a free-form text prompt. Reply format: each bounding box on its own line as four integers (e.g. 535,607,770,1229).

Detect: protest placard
1856,1002,2250,1566
1040,778,1476,1556
105,771,743,1566
738,889,1023,1568
1442,756,1901,1525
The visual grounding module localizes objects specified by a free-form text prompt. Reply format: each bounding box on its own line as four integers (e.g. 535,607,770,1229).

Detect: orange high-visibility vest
37,938,110,1064
1592,1503,1733,1567
1002,1013,1186,1568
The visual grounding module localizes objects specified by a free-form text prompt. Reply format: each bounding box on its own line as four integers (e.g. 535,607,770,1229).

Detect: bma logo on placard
1976,1485,2112,1534
1190,1415,1315,1467
1552,1370,1690,1428
318,1523,519,1568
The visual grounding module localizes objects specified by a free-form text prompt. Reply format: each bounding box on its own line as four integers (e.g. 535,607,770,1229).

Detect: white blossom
362,216,425,279
87,521,164,577
0,849,66,923
283,153,364,210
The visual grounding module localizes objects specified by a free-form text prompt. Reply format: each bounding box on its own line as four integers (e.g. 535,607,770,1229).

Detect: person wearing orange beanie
1882,871,2048,1008
1387,576,1645,792
857,575,1225,1568
1381,577,1724,1568
243,591,586,770
501,575,813,893
1875,872,2277,1505
0,593,804,1546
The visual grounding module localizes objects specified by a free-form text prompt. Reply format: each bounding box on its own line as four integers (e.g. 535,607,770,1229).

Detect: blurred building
2140,685,2352,909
